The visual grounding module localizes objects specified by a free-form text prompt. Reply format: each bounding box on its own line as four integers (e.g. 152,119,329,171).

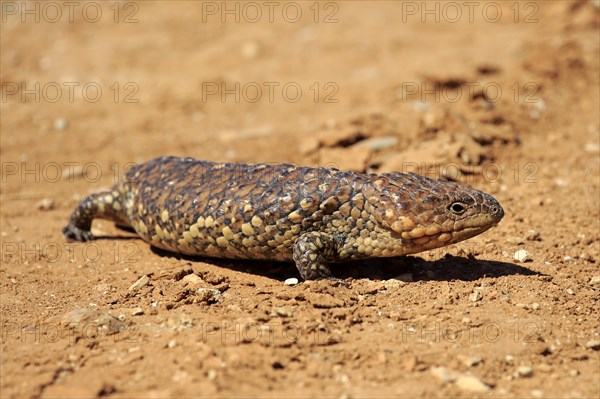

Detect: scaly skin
63,156,504,280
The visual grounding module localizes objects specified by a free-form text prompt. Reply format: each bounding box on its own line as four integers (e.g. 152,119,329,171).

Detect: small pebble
61,308,124,336
272,307,292,318
355,136,398,151
130,307,144,316
225,303,242,313
568,369,580,377
563,256,573,262
531,302,540,311
63,165,85,180
532,343,551,355
585,340,600,350
196,288,221,304
531,389,544,398
207,369,218,380
554,178,568,187
167,313,193,329
181,274,203,286
284,278,299,286
514,249,530,262
410,101,430,111
37,198,55,211
455,375,490,393
525,229,541,241
517,365,533,377
589,276,600,286
95,283,112,293
167,340,177,348
430,366,455,383
566,288,575,295
128,275,150,293
54,118,69,131
384,279,406,290
469,291,482,302
538,363,552,373
457,355,483,367
359,281,384,295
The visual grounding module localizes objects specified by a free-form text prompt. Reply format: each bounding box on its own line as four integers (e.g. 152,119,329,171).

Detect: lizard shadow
93,230,304,278
148,245,539,282
333,255,541,282
90,225,140,241
106,224,538,282
93,235,140,241
149,246,303,280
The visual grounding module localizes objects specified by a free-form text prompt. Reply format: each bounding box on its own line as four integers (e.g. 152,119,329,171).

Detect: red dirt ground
1,1,599,398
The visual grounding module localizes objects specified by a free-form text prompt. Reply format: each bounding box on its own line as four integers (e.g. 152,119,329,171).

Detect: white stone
455,375,490,393
514,249,529,262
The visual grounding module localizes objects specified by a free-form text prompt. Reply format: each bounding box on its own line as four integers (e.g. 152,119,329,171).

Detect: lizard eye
449,202,467,214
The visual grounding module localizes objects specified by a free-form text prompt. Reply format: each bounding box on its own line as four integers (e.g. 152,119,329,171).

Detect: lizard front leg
293,232,341,280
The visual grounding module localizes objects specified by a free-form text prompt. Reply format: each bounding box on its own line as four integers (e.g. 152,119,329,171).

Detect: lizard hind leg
62,190,130,242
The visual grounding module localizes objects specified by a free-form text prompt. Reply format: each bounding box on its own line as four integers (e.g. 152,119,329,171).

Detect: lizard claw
62,225,94,242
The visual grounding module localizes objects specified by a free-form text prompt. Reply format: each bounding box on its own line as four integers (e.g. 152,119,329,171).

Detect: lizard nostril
489,203,504,220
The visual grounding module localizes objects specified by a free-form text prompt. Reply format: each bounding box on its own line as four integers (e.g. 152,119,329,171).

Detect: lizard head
372,173,504,252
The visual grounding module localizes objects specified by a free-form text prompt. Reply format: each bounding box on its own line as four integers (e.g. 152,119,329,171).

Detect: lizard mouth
448,225,496,243
394,225,488,250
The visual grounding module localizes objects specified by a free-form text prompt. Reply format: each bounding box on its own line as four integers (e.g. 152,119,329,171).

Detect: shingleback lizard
63,156,504,280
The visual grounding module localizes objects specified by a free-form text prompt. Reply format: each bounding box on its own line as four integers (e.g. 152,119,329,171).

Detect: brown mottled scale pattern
63,156,504,280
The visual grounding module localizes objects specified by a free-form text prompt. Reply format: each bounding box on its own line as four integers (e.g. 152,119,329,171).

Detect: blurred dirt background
1,1,599,398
